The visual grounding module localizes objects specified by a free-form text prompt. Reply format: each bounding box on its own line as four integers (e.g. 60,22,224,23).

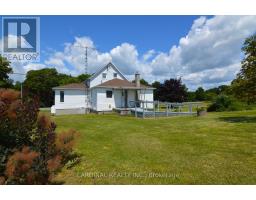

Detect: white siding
90,88,154,111
54,89,87,109
139,89,154,109
114,89,123,108
127,90,136,107
139,89,154,101
95,88,115,111
53,88,154,112
91,88,123,111
90,88,97,110
90,65,124,88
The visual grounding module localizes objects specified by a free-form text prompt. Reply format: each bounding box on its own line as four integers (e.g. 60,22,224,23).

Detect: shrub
5,147,40,184
207,95,245,112
0,89,79,184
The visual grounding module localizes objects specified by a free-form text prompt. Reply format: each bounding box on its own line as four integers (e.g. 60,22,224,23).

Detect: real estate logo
2,17,40,62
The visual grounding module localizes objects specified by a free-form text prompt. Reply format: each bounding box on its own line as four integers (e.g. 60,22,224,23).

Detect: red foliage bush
0,89,79,184
47,155,62,181
0,176,5,184
5,147,40,184
0,89,21,119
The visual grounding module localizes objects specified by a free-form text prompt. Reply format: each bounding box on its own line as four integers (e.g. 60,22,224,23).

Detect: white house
51,62,155,115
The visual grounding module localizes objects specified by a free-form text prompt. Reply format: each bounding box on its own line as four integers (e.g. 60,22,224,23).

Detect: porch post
135,101,137,118
121,89,123,108
153,101,156,118
142,101,145,119
189,103,192,113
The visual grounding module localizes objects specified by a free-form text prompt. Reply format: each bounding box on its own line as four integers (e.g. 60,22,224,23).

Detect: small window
106,90,112,98
60,91,64,102
113,73,117,78
102,73,107,78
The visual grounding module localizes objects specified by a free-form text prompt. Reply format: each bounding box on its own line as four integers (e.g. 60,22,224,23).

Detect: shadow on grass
50,152,82,185
219,116,256,123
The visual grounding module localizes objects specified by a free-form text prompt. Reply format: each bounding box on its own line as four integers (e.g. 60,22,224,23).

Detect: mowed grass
49,110,256,184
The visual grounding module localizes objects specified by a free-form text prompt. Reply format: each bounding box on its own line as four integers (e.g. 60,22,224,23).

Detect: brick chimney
135,72,140,88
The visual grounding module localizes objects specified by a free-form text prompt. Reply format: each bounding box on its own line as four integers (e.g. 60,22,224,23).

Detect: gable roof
52,83,87,90
93,78,155,89
89,62,128,82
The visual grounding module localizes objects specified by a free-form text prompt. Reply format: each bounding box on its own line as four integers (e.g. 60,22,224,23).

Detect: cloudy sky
1,15,256,90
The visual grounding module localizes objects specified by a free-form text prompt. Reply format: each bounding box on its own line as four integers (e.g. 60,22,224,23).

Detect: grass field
47,110,256,184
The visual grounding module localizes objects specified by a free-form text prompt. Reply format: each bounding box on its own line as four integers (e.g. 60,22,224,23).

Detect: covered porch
115,88,151,109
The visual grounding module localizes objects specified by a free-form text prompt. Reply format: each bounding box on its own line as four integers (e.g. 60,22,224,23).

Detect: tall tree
24,68,59,107
156,78,188,102
232,33,256,104
77,74,91,82
195,87,206,101
57,73,79,85
0,55,13,88
152,81,161,100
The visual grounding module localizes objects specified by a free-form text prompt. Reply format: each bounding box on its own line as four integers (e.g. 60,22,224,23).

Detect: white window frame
60,91,64,102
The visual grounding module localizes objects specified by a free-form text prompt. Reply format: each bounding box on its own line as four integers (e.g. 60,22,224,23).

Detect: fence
129,100,202,118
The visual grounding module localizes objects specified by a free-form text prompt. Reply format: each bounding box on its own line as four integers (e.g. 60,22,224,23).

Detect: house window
60,91,64,102
106,90,112,98
102,73,107,78
113,73,117,78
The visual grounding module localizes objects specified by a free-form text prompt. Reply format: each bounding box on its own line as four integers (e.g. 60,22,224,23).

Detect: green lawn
49,110,256,184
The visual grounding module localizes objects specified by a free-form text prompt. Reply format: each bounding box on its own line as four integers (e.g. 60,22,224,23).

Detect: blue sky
1,15,256,90
39,16,199,57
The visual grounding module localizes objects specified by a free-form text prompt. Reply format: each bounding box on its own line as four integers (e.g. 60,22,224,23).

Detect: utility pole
74,45,96,74
10,72,26,100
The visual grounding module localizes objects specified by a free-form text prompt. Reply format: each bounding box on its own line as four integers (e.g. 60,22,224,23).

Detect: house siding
54,89,87,109
95,88,116,111
90,65,124,88
139,89,154,109
91,88,153,111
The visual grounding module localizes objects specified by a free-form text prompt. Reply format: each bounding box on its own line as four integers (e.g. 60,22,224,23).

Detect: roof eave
92,86,155,90
52,88,86,90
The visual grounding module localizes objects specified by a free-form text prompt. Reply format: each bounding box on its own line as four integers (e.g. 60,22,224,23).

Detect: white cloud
182,63,241,90
2,16,256,90
150,15,256,89
143,49,155,61
44,36,112,75
110,43,139,74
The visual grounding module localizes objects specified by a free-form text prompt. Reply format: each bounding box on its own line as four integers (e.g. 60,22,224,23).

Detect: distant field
45,110,256,184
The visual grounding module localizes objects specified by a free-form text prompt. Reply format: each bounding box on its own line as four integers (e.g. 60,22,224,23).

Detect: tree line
0,58,91,107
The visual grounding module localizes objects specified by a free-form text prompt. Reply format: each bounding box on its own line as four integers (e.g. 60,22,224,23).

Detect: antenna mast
74,45,96,74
